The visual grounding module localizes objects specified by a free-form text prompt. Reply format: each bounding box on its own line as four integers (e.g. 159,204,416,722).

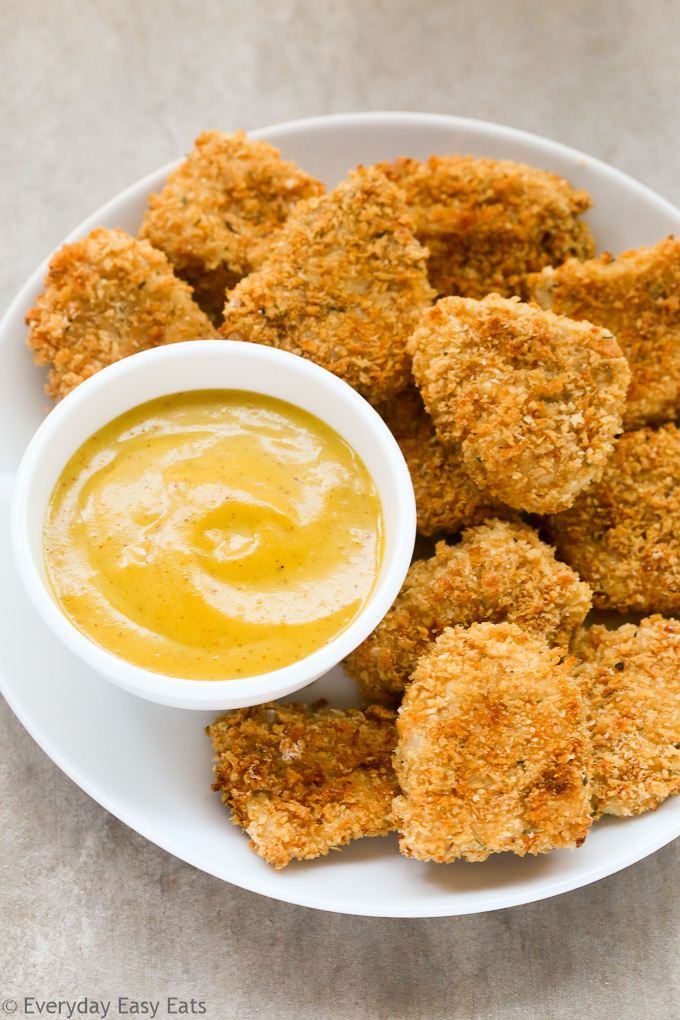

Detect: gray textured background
2,1,680,1017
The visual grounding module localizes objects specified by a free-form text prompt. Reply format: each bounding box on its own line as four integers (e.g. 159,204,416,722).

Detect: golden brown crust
408,294,630,513
392,622,592,863
573,617,680,817
219,166,434,404
376,154,595,299
546,424,680,613
344,519,592,701
25,227,218,402
207,701,399,870
374,384,511,536
528,237,680,430
139,130,325,323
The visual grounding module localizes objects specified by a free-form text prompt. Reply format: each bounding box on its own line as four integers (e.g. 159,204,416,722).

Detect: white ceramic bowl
10,339,416,710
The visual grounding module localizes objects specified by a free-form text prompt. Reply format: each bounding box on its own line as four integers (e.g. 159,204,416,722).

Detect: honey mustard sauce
43,390,383,680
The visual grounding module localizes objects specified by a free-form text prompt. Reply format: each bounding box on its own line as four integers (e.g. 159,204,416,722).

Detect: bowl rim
10,339,416,710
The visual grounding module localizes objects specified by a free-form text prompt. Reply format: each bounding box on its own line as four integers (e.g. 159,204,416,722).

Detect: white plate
3,112,680,917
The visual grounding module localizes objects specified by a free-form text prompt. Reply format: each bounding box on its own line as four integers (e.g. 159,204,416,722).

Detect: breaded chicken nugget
207,701,398,870
374,384,511,536
546,424,680,613
345,519,592,701
392,622,592,863
25,228,218,403
139,130,325,322
376,155,595,299
220,166,434,404
528,237,680,430
409,294,630,513
573,617,680,817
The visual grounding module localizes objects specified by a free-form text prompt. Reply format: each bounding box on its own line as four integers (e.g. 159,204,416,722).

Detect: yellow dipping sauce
43,390,383,681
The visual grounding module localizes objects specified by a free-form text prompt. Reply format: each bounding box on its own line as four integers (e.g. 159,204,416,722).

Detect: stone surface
2,1,680,1016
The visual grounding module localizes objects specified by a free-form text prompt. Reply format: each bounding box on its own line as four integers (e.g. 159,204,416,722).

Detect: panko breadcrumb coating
546,424,680,613
528,237,680,430
25,227,218,403
408,294,630,513
374,384,511,536
344,519,592,701
392,622,592,863
573,617,680,817
376,154,595,299
207,701,399,870
220,165,434,404
139,130,325,322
